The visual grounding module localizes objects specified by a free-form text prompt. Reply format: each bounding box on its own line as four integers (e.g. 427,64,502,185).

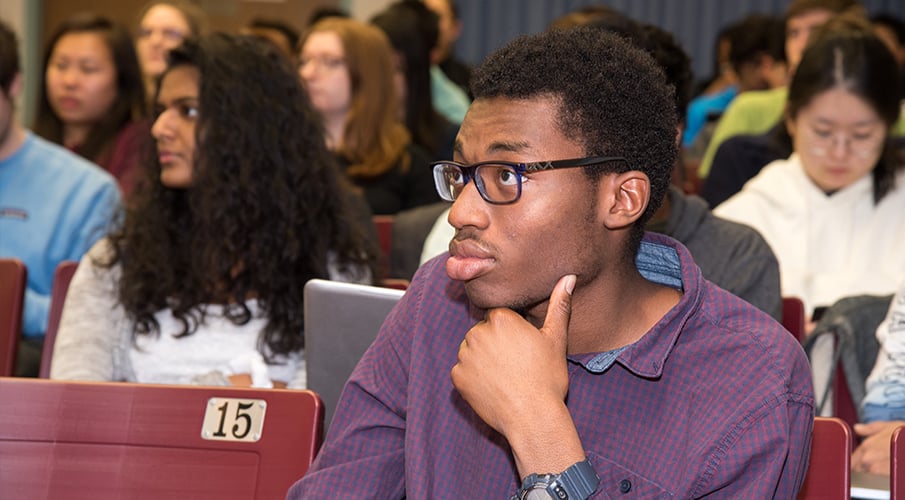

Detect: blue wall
453,0,905,84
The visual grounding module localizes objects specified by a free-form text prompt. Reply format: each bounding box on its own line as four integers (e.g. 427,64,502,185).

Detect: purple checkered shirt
289,232,815,499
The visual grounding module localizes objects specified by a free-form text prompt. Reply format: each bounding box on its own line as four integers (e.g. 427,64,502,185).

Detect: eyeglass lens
434,163,522,203
806,128,881,158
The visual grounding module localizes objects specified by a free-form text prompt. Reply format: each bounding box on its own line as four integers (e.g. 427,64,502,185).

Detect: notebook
303,279,404,432
851,471,890,499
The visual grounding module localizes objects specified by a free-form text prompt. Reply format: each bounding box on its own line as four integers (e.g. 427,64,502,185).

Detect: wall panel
453,0,905,84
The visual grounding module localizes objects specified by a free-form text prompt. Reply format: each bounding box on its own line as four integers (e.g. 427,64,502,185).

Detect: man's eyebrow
451,140,533,161
452,140,463,159
486,141,530,155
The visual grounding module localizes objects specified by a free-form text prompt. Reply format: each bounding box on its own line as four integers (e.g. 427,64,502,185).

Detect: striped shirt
290,232,815,499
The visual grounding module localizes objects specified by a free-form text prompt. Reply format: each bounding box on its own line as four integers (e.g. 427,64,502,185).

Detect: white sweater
714,154,905,315
50,239,368,388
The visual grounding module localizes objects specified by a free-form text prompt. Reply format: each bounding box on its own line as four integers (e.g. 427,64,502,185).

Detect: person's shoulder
715,156,794,206
114,119,150,145
718,131,774,152
70,237,122,284
711,132,781,177
84,237,117,263
691,86,738,110
410,252,457,291
407,252,468,309
702,210,778,259
714,88,785,133
725,87,786,112
380,253,470,343
25,132,118,187
694,281,803,362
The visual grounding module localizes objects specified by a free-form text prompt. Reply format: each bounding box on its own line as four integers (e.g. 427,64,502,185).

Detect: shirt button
619,479,632,493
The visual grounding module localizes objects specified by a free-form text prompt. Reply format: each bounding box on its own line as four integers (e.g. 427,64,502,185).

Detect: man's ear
6,72,22,100
597,171,650,230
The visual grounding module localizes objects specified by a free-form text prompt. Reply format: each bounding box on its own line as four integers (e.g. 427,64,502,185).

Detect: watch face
524,487,555,500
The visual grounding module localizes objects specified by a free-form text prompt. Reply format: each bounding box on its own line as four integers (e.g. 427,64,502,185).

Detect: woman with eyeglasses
298,17,439,215
714,13,905,320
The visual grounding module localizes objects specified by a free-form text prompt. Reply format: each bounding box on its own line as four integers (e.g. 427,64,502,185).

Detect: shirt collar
570,232,702,377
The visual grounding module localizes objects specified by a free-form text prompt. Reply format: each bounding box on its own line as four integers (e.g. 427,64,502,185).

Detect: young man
0,20,121,375
420,19,784,321
289,27,814,498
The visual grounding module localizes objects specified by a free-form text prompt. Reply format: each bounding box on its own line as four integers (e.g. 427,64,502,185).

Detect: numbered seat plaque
201,397,267,442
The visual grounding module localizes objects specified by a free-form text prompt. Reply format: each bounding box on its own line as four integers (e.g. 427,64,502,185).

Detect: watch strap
513,459,599,500
556,459,599,499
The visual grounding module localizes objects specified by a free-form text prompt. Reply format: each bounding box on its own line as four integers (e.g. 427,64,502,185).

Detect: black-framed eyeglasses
430,156,627,204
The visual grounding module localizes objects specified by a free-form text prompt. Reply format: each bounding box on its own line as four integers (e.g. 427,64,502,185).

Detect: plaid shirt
290,232,815,499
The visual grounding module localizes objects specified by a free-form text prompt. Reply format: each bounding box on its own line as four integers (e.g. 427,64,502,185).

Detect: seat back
39,260,78,378
0,377,322,499
373,215,394,279
891,425,905,498
0,258,26,376
797,417,851,499
390,202,450,280
782,296,806,342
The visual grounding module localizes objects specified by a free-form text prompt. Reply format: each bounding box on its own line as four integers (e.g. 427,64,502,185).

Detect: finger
851,448,865,471
540,274,576,345
853,422,883,436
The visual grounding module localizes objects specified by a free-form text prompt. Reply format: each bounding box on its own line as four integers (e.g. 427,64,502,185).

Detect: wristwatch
513,459,599,500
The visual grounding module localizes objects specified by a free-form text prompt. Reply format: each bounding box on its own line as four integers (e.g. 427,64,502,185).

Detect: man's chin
463,281,532,314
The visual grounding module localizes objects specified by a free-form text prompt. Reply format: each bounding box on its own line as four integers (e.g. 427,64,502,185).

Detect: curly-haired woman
50,34,377,389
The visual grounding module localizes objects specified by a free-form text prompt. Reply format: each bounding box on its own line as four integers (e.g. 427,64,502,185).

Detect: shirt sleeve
20,179,121,339
287,282,416,498
50,240,124,381
862,286,905,422
692,388,814,497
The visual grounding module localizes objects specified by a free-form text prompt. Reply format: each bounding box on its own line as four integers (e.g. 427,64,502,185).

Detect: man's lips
446,239,495,281
448,239,494,260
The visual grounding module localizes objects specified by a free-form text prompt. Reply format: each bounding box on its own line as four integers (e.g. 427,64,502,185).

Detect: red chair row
0,258,77,378
0,376,322,499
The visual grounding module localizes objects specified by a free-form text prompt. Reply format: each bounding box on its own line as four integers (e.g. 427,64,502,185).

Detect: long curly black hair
103,33,376,358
